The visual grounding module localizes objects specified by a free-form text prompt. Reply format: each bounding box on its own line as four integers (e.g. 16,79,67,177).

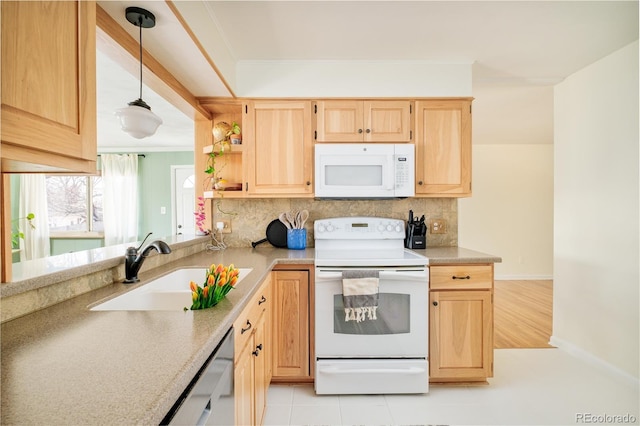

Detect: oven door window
333,293,410,335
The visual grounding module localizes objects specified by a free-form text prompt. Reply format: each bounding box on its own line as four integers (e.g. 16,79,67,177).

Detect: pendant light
115,7,163,139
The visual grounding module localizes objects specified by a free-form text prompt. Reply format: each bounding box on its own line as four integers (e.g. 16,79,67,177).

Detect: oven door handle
316,270,427,282
319,366,427,375
315,271,347,281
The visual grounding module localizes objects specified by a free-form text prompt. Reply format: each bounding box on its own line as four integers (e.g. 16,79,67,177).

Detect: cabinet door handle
432,301,438,306
452,275,471,280
241,320,252,334
258,295,267,305
252,344,263,357
418,181,423,186
358,129,363,134
366,128,371,133
306,181,311,186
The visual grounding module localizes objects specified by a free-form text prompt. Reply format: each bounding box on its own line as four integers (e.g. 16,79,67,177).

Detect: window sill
49,232,104,239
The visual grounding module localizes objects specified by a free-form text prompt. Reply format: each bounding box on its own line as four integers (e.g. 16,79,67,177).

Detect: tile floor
264,348,639,425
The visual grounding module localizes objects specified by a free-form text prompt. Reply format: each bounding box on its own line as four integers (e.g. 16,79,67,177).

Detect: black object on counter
405,210,427,249
252,219,288,248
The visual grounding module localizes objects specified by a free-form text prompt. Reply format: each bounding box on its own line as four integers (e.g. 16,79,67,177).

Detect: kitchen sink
91,267,252,311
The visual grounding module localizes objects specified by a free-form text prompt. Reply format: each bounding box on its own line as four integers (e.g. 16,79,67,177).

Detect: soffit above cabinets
99,1,638,96
95,1,637,149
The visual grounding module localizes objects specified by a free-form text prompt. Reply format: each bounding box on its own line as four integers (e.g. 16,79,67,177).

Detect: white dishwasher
163,328,234,425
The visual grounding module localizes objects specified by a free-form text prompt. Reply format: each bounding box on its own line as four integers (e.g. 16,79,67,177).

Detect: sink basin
91,267,252,311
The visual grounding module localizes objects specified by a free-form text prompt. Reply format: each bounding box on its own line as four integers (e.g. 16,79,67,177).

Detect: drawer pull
452,275,471,280
258,295,267,305
241,320,252,334
432,301,438,306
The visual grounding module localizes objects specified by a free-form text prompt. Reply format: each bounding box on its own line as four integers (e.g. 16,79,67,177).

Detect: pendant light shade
115,7,163,139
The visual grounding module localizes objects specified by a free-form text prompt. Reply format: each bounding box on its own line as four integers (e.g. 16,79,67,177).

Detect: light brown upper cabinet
414,99,472,197
1,1,97,174
314,100,412,142
243,101,313,197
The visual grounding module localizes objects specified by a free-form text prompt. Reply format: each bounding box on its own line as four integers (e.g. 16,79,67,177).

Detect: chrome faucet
124,233,172,283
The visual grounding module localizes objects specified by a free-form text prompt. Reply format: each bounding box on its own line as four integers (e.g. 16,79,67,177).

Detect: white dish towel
342,270,379,323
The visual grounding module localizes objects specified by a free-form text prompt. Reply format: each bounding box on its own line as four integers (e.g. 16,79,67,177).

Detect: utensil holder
287,229,306,250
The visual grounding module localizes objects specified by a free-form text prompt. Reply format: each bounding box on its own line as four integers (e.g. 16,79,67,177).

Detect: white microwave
315,143,415,198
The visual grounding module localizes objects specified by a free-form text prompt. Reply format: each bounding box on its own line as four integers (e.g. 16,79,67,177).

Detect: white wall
236,61,472,97
459,144,554,279
460,84,555,278
553,41,639,379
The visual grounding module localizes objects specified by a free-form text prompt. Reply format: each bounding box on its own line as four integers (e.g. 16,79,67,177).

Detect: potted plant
206,122,232,190
229,121,242,144
205,121,242,190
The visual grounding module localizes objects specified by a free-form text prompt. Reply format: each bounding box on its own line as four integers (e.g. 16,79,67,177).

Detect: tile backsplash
211,198,457,248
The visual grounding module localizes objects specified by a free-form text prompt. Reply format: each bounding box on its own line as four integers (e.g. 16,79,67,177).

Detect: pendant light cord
138,19,143,100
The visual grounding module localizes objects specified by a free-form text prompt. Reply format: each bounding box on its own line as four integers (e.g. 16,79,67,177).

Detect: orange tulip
215,264,224,274
207,274,215,286
230,276,238,287
190,281,198,292
203,286,209,298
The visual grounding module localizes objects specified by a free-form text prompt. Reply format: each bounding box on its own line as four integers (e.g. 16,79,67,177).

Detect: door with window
173,166,195,235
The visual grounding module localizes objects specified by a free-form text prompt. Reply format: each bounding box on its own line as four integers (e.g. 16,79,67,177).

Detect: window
46,176,104,234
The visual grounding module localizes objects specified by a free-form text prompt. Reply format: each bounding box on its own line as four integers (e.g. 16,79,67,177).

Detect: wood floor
493,280,553,349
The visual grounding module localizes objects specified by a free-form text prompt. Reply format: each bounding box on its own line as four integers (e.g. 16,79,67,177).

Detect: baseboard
549,336,640,387
494,274,554,280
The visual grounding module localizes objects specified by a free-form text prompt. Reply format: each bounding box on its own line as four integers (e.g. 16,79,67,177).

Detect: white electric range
314,217,429,395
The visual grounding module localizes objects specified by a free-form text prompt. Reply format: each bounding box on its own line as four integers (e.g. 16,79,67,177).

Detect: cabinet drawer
234,279,270,355
430,265,493,290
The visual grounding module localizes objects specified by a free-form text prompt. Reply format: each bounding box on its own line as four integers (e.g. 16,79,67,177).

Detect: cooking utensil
279,212,292,229
286,211,297,229
251,219,288,248
298,210,309,228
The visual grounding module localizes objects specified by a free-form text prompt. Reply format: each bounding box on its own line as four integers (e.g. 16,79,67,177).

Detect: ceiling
96,1,639,151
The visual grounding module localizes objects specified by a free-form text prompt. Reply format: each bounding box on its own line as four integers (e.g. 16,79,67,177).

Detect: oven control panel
315,217,405,239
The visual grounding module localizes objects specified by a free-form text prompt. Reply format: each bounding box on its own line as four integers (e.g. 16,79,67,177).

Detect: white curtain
19,174,50,261
102,154,139,246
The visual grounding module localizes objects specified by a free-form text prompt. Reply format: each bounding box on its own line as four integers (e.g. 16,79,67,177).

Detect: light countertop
1,246,499,424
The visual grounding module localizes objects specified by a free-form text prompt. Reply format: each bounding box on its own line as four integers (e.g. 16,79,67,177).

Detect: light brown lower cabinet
234,275,271,425
271,267,313,382
429,264,494,383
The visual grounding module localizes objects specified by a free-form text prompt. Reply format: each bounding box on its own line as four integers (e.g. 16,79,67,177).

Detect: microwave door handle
385,157,394,190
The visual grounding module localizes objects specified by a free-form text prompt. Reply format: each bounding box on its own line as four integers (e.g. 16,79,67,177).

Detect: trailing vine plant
11,213,35,247
204,121,242,219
